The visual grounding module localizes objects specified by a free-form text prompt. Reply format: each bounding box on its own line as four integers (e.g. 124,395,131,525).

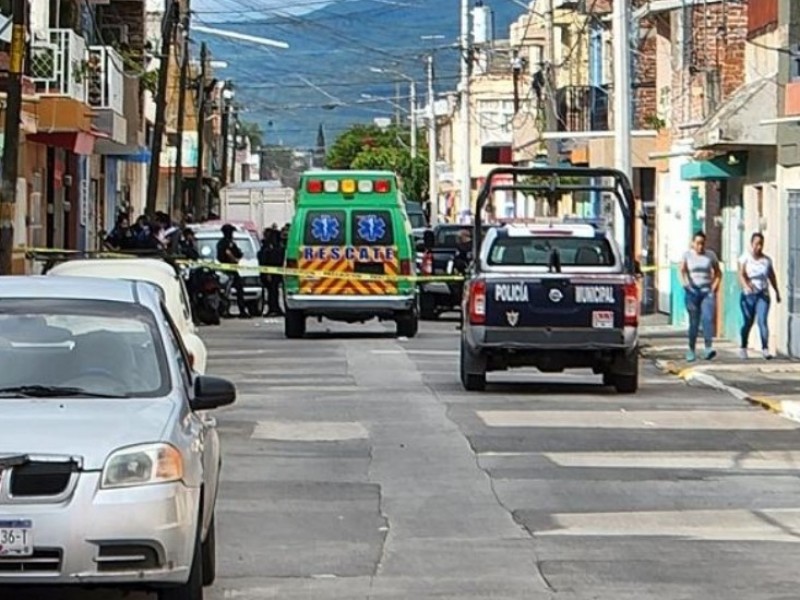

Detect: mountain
195,0,525,149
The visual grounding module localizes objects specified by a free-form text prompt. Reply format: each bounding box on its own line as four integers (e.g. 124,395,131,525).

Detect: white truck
219,181,295,231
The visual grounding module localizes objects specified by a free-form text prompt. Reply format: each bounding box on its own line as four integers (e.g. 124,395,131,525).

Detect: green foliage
139,70,158,96
239,121,264,150
328,123,428,202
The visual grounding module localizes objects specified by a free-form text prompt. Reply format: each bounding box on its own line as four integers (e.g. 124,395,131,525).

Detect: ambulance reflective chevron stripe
299,246,399,295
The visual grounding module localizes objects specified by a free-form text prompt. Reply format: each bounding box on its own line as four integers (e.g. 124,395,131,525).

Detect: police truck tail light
624,282,639,327
358,180,373,193
323,180,339,193
306,180,323,194
374,179,391,193
421,251,433,275
468,280,486,325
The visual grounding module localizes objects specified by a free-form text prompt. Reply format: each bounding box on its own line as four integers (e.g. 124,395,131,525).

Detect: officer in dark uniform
216,224,250,318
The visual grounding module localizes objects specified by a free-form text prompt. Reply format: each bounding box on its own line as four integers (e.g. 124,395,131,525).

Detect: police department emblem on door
549,289,563,303
506,311,519,327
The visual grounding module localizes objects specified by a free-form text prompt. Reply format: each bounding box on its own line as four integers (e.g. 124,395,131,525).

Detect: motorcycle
185,266,223,326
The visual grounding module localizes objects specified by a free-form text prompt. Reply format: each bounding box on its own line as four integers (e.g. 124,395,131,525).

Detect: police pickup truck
460,167,640,393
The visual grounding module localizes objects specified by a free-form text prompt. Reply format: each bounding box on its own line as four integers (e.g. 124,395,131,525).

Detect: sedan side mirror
192,375,236,411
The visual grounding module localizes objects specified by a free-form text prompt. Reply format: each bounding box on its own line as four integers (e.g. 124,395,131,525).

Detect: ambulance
283,170,419,338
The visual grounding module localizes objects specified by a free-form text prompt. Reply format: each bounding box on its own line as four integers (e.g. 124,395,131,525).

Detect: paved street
11,316,800,599
202,316,800,599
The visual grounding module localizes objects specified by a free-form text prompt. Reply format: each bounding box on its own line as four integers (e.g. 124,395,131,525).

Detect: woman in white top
738,232,781,359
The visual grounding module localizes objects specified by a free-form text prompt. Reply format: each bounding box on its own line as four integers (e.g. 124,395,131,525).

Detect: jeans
740,291,770,350
685,287,715,350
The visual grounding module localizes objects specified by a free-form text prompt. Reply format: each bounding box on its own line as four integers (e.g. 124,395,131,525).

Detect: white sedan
47,259,208,374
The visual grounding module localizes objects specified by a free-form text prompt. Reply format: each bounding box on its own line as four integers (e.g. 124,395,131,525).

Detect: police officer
217,224,250,318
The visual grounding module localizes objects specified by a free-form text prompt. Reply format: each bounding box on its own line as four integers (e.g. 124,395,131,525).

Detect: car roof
48,258,178,283
495,223,604,239
0,276,161,307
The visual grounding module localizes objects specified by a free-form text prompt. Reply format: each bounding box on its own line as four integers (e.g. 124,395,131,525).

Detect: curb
652,359,800,424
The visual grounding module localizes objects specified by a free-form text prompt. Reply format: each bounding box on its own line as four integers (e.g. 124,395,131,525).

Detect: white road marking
252,420,369,441
476,410,798,430
537,508,800,542
540,450,800,470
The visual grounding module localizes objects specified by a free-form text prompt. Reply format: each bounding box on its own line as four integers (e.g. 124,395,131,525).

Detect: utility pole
172,0,190,220
427,54,438,227
395,81,401,127
612,0,632,250
0,0,24,275
221,92,232,186
193,41,208,218
409,81,417,159
543,0,559,166
146,0,178,217
458,0,472,218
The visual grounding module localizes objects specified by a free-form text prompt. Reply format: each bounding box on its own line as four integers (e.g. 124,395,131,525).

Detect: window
304,210,346,246
791,44,800,81
488,236,616,267
351,211,394,246
0,299,170,397
477,99,515,145
196,234,258,261
161,304,193,388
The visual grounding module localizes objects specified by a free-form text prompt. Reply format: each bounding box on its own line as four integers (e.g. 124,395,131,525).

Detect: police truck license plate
0,520,33,557
592,311,614,329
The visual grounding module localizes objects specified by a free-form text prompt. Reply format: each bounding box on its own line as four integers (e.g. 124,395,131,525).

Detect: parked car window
161,303,193,387
0,299,170,398
195,234,258,261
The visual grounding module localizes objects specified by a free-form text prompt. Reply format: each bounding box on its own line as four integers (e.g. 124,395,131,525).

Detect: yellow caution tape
18,246,669,282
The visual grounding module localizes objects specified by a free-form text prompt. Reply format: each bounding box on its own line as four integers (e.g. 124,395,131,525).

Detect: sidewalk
640,314,800,422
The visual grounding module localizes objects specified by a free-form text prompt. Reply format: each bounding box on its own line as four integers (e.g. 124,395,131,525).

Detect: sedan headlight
101,443,184,489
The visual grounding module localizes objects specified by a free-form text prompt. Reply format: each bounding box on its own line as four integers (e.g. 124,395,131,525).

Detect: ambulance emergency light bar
306,178,392,194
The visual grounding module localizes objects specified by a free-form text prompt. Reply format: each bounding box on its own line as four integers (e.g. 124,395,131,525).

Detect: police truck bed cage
474,167,636,273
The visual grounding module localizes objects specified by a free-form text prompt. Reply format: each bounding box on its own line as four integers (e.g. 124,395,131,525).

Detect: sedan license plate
592,311,614,329
0,520,33,557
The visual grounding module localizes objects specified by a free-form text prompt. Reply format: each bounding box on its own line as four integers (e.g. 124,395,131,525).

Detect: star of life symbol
311,214,340,243
357,214,386,243
506,310,519,327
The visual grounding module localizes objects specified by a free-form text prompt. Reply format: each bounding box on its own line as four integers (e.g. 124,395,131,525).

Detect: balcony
87,46,125,114
30,29,88,103
556,85,610,133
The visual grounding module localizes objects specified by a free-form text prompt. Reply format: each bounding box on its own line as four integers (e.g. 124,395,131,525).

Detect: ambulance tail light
468,280,486,325
400,259,413,277
624,281,639,327
374,179,391,194
306,180,323,194
285,259,298,273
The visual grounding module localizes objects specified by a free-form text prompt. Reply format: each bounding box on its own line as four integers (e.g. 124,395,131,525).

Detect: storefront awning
94,136,151,163
681,151,748,181
693,74,777,149
26,131,95,155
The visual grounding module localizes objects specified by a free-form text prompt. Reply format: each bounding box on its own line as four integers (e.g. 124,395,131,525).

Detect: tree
239,120,264,150
328,123,428,202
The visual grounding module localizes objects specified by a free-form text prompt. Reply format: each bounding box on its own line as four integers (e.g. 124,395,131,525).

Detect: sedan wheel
201,513,217,586
159,524,204,600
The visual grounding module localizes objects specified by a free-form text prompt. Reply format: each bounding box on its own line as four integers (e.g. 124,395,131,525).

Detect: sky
192,0,335,20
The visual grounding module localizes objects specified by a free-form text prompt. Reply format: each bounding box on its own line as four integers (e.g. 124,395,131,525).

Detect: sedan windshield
0,300,170,398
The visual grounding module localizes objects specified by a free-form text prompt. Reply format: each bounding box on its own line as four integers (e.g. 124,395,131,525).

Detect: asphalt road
12,315,800,599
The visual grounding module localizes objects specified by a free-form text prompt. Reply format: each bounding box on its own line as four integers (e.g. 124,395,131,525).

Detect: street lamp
369,66,417,159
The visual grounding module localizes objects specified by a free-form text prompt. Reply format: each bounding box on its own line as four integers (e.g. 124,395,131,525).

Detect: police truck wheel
460,339,486,392
420,293,437,320
284,310,306,339
611,356,639,394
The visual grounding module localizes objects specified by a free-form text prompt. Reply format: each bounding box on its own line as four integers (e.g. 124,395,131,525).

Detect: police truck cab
460,167,641,393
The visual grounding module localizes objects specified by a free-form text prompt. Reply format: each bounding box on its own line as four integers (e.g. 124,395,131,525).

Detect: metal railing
30,28,88,102
556,85,610,132
87,45,125,114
